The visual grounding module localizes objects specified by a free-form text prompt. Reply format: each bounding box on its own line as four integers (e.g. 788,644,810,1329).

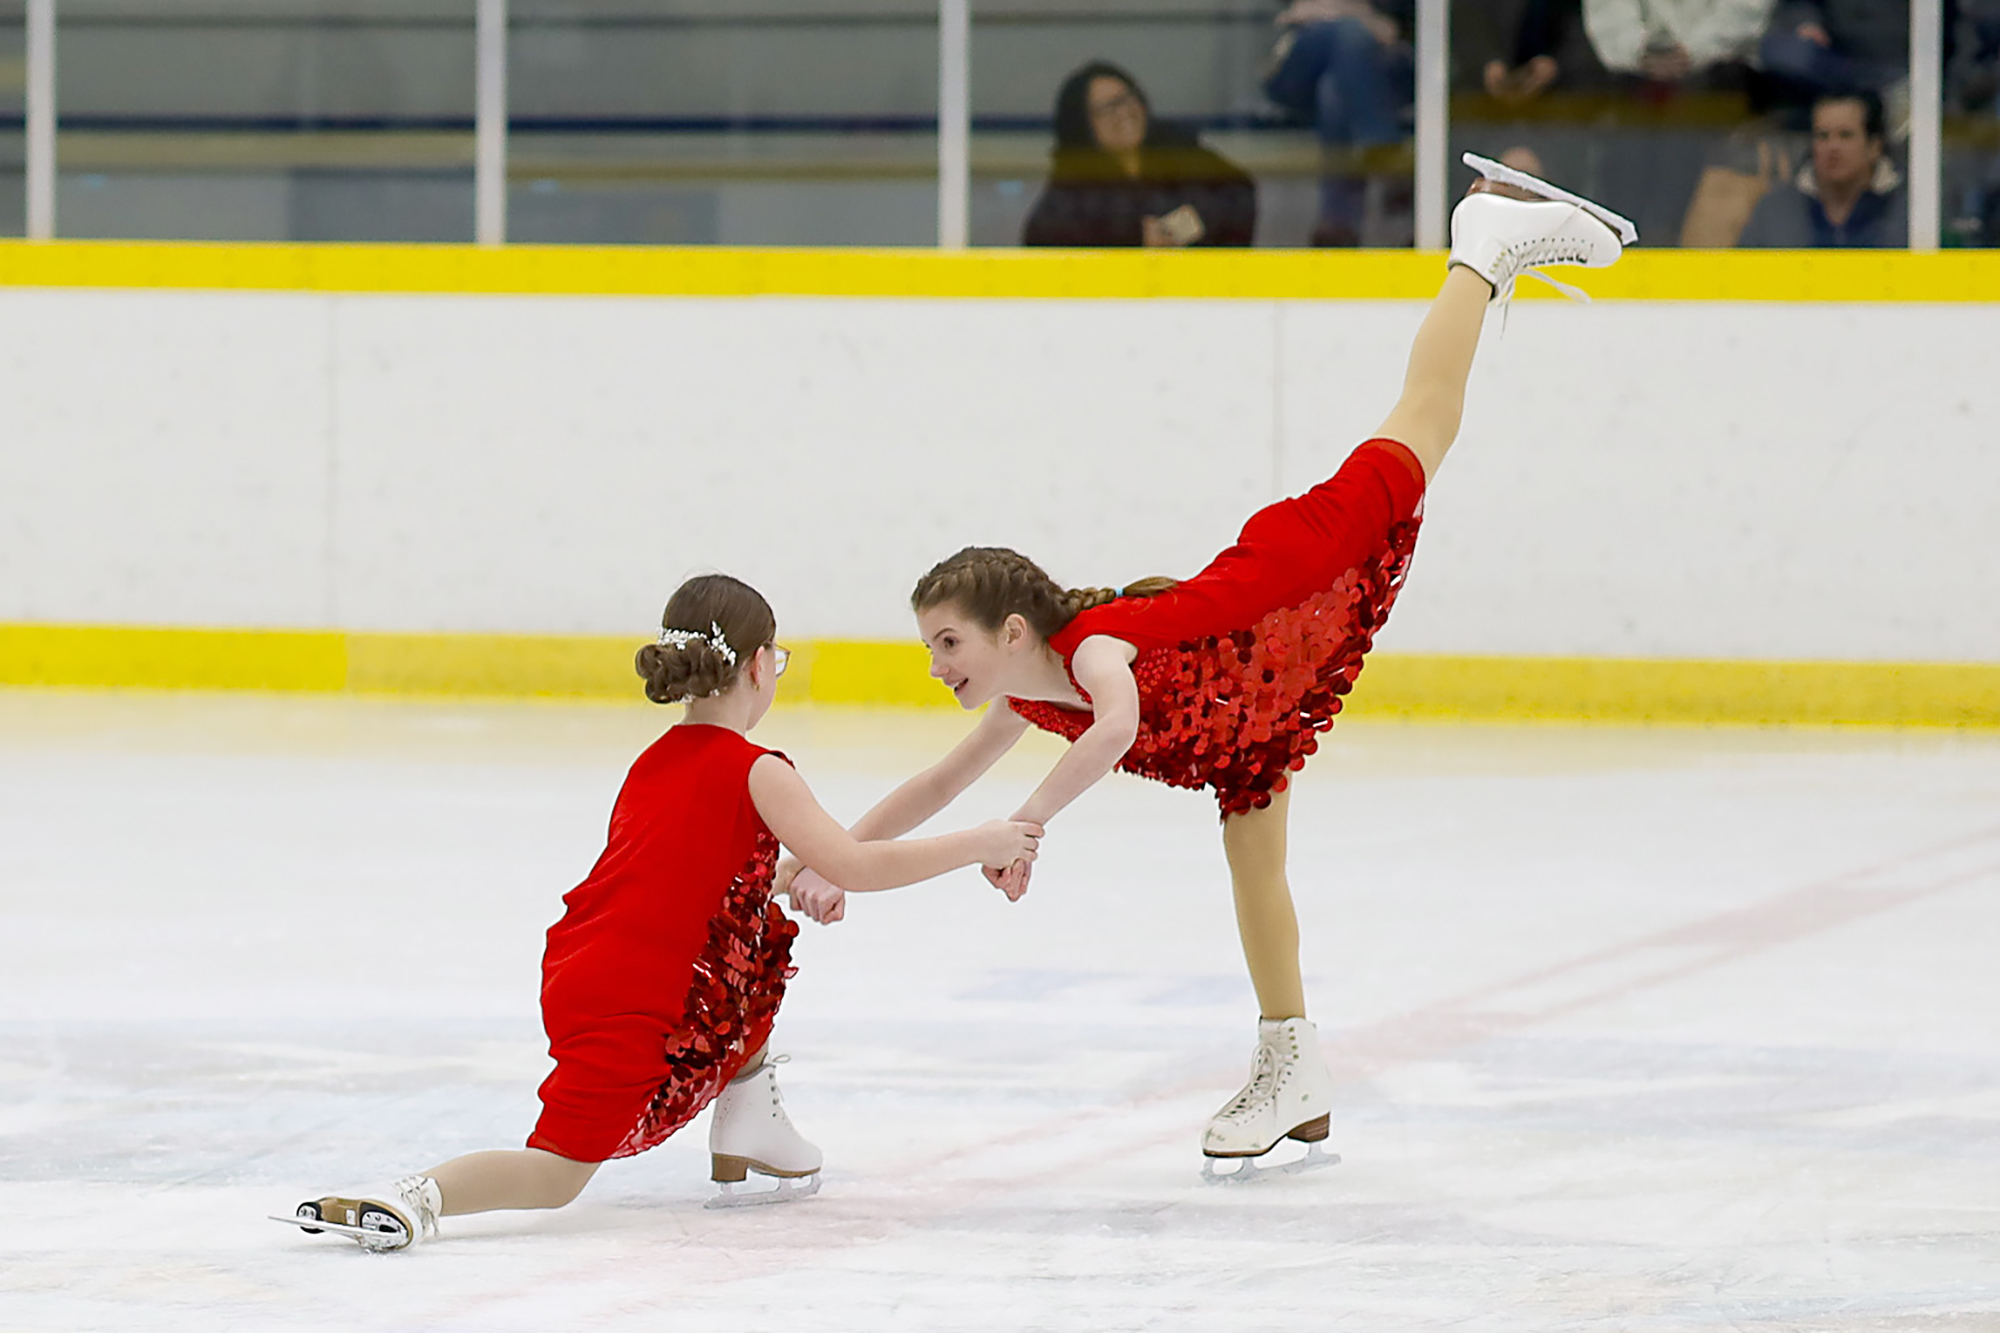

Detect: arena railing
0,0,1976,251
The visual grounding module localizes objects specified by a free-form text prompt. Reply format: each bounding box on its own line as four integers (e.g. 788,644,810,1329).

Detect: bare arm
1009,635,1141,827
749,754,1040,894
847,702,1032,841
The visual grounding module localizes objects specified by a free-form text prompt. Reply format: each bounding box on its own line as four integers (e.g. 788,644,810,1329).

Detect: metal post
1412,0,1449,250
25,0,55,240
937,0,970,249
475,0,507,245
1908,0,1942,251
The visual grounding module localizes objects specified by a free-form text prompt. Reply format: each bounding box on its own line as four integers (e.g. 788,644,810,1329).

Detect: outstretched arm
1009,635,1141,826
850,701,1033,841
780,703,1032,922
748,755,1040,894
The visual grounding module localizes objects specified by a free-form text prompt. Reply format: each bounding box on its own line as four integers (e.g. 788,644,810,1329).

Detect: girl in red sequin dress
279,575,1042,1248
782,178,1626,1171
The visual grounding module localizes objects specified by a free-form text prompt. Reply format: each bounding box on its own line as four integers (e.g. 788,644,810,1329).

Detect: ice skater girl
277,574,1042,1248
783,159,1634,1174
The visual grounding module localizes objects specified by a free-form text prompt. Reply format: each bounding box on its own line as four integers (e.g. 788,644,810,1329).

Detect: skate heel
1287,1113,1331,1144
710,1153,752,1184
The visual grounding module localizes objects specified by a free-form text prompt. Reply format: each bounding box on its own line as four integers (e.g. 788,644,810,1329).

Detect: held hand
976,818,1043,871
789,866,847,925
774,854,804,901
1639,43,1692,83
983,857,1034,901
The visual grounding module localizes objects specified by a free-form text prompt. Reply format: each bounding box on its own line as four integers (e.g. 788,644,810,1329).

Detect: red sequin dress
528,724,798,1162
1009,439,1426,818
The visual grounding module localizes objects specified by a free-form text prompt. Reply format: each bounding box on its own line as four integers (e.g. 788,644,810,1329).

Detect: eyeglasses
769,645,791,678
1088,88,1141,119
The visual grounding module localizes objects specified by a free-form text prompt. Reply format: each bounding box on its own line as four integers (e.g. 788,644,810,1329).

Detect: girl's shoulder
635,724,780,778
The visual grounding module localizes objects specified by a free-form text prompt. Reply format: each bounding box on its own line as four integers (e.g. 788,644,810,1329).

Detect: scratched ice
3,692,1998,1331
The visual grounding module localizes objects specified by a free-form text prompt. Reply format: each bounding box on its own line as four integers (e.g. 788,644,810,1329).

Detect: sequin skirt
1013,517,1420,818
529,834,799,1162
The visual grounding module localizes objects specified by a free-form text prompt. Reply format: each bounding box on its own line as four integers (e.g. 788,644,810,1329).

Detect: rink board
1,624,1997,726
2,243,1996,724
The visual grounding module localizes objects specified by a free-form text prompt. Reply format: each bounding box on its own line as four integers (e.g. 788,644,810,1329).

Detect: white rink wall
1,288,1994,663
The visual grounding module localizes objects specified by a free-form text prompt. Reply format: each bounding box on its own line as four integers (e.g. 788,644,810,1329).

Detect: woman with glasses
1023,60,1258,248
276,574,1043,1248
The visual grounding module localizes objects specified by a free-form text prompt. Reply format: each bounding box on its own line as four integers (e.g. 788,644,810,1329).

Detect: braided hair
909,546,1175,638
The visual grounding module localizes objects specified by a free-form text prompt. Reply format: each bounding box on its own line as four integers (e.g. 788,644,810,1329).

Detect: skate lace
391,1174,441,1240
1217,1045,1280,1123
1488,214,1597,329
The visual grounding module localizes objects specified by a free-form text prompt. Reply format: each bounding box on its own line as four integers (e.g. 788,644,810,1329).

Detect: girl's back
544,724,785,1020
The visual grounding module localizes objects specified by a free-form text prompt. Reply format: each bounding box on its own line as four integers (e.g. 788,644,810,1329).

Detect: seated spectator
1738,88,1907,245
1021,62,1256,248
1462,0,1606,106
1583,0,1775,88
1261,0,1415,245
1759,1,1910,128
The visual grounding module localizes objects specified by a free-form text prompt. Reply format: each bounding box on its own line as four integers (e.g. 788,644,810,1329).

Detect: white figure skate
705,1055,823,1209
272,1174,442,1251
1201,1018,1340,1184
1450,152,1633,305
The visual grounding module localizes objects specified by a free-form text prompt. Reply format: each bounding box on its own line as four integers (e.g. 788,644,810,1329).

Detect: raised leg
1221,783,1305,1021
1371,265,1494,483
424,1146,601,1217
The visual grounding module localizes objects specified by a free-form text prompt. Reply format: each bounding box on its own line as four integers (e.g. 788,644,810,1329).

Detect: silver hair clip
655,621,738,666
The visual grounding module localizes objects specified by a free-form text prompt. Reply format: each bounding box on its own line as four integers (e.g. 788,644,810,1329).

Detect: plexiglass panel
972,0,1411,248
508,1,938,247
1451,0,1911,249
53,0,473,242
1946,0,2000,246
1,3,22,236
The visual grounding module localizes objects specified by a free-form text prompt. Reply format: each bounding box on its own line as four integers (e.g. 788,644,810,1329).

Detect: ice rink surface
2,690,1998,1332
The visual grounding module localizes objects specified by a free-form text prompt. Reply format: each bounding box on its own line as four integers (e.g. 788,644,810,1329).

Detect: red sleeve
1056,439,1426,656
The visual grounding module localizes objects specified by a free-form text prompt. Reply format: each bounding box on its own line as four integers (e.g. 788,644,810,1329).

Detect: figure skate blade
1462,152,1638,244
704,1172,822,1210
1200,1140,1339,1185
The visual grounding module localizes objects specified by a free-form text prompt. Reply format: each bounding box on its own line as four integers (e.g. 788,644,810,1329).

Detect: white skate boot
705,1055,823,1208
1201,1018,1340,1183
272,1174,442,1250
1449,151,1634,305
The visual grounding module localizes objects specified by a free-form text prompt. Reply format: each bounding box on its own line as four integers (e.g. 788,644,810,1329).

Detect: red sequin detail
606,831,798,1159
1011,517,1420,818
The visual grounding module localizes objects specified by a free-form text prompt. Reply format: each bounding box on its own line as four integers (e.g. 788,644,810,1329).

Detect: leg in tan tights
1219,265,1496,1019
421,1041,774,1217
425,1148,600,1217
1222,784,1305,1021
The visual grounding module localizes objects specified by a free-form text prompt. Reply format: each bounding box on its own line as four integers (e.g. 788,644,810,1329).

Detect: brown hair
909,546,1176,638
634,573,777,705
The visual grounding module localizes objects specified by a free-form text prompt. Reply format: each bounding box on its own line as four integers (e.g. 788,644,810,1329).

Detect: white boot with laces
1201,1017,1339,1182
706,1054,823,1208
1450,151,1634,304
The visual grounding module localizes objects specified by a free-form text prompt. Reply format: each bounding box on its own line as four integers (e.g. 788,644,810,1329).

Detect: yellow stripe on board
1,625,1996,727
3,240,1999,303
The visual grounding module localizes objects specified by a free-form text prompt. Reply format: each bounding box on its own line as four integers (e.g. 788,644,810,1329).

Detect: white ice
3,691,1999,1331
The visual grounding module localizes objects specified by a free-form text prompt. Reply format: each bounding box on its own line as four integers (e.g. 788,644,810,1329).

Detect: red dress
1009,439,1426,818
528,724,798,1162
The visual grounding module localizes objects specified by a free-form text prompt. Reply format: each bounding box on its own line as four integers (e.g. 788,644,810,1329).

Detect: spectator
1021,62,1256,248
1582,0,1776,87
1738,88,1907,245
1261,0,1415,245
1462,0,1606,105
1759,1,1910,127
1950,0,2000,111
